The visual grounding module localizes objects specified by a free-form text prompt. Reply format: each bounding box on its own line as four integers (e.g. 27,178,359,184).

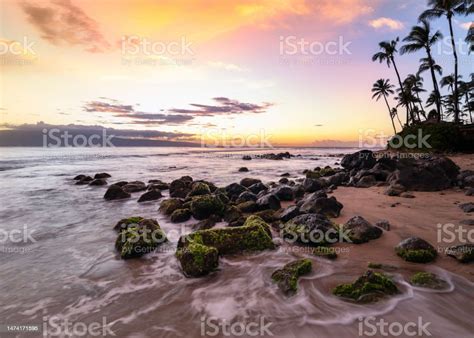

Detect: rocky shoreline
72,150,474,303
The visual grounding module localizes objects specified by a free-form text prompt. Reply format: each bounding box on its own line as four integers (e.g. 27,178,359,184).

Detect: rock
292,184,305,200
387,156,459,192
395,237,437,263
177,215,275,256
89,178,107,186
138,189,163,202
355,175,377,188
248,182,268,195
236,201,258,213
462,175,474,188
225,183,248,200
113,181,128,187
240,178,262,188
300,196,343,218
465,188,474,196
409,272,448,290
273,186,294,201
113,216,145,232
104,185,131,200
223,206,242,224
115,218,166,259
169,178,192,198
193,215,221,231
123,181,147,193
256,194,281,211
171,208,192,223
94,173,111,179
238,167,249,172
343,216,383,244
75,176,93,185
242,155,252,161
460,219,474,226
280,173,290,177
375,220,391,231
159,198,183,215
148,180,169,190
236,191,258,203
282,213,336,246
367,262,398,271
73,174,86,180
279,205,301,222
341,150,376,171
271,259,312,294
384,184,407,196
324,172,348,187
176,243,219,277
303,178,324,193
188,182,211,197
253,210,278,223
312,247,337,260
332,270,398,303
190,195,225,220
459,203,474,213
445,244,474,263
279,178,289,184
400,192,415,199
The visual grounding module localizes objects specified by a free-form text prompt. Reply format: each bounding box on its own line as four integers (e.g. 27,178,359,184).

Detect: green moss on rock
271,259,312,294
188,182,211,197
170,208,192,223
409,272,448,290
176,243,219,277
115,222,167,259
312,246,337,259
332,270,399,303
190,195,225,220
159,198,183,215
396,249,437,263
113,216,144,232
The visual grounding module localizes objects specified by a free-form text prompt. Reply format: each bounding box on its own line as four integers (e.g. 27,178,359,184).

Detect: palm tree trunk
426,47,442,121
416,92,426,119
448,15,460,123
467,93,473,124
383,94,397,134
391,56,410,126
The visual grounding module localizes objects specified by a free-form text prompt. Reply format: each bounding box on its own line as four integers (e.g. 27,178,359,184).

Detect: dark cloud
20,0,110,53
169,97,273,116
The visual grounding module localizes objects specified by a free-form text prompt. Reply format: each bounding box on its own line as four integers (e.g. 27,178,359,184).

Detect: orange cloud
369,17,405,30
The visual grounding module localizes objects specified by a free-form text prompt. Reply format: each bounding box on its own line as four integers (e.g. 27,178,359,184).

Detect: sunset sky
0,0,472,146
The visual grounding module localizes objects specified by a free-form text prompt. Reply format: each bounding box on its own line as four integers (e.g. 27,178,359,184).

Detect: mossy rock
176,243,219,277
178,215,274,255
271,259,312,294
332,270,399,303
312,246,337,260
305,170,322,179
395,237,437,263
115,221,167,259
159,198,183,215
409,272,448,290
113,216,145,232
170,208,192,223
188,182,211,197
190,195,225,220
367,262,398,271
445,244,474,263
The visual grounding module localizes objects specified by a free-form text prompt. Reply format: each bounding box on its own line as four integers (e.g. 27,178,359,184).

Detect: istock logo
0,37,36,56
279,36,352,56
42,129,115,148
200,316,273,337
358,316,432,337
43,316,115,337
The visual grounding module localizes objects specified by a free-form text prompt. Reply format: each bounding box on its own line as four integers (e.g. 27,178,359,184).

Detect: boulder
89,178,107,186
342,216,383,244
375,220,391,231
459,203,474,213
282,213,336,246
236,201,258,213
190,195,225,220
236,191,258,203
223,206,242,224
445,244,474,263
104,185,131,200
256,194,281,211
188,182,211,197
123,181,147,193
279,205,300,222
409,272,448,290
73,174,86,180
355,175,377,188
300,196,343,218
303,178,324,193
114,218,166,259
113,216,145,232
176,243,219,277
169,178,192,198
248,182,268,195
148,180,169,190
193,215,221,231
395,237,437,263
292,184,305,200
170,208,192,223
138,189,163,202
273,186,294,201
94,173,111,179
238,167,249,172
75,176,93,185
159,198,183,215
225,183,248,200
341,150,376,171
240,178,262,188
271,259,312,294
332,270,398,303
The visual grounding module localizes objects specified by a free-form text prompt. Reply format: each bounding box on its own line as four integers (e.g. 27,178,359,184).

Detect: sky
0,0,472,147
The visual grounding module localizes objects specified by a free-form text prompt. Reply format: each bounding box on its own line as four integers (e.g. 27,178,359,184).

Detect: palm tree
372,79,398,133
459,79,473,123
404,74,427,119
420,0,470,124
467,23,474,54
395,89,419,125
401,20,443,121
372,38,411,125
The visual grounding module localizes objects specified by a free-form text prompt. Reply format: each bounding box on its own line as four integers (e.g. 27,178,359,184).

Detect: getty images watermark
359,316,432,337
359,129,432,149
42,129,115,148
0,225,37,254
201,316,273,337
